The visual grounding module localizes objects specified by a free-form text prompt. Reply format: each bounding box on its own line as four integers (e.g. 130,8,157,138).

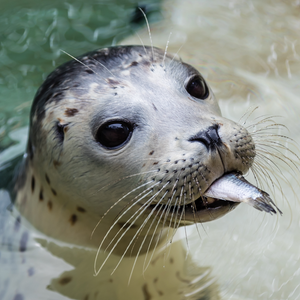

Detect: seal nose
189,124,222,150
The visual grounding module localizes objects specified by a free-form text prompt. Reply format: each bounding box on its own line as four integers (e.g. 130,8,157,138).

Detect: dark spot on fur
129,61,138,67
53,92,63,99
13,294,24,300
51,188,57,196
84,295,89,300
109,279,113,283
14,216,21,232
153,278,158,283
107,78,120,86
152,103,157,111
53,160,62,168
170,257,174,264
20,231,28,252
142,284,152,300
77,206,86,213
63,126,69,133
149,150,154,155
143,61,151,67
45,173,50,184
28,267,35,276
158,291,164,296
48,200,53,211
153,161,159,165
39,189,43,201
85,69,94,74
70,214,77,225
65,108,79,117
59,276,72,285
31,176,35,193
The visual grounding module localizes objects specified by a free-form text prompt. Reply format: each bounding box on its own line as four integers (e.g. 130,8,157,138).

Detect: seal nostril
189,124,221,151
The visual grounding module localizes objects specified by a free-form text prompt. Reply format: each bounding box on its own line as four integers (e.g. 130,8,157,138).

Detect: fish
204,172,283,215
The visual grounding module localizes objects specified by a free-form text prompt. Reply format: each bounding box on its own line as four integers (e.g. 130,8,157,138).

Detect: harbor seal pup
13,45,257,299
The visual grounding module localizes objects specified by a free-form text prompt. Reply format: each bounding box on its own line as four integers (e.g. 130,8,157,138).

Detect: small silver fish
204,173,282,215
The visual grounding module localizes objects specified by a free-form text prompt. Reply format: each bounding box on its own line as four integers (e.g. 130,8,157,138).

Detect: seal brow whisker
138,7,154,63
60,50,99,76
162,32,172,67
168,43,185,70
60,49,115,78
133,31,147,56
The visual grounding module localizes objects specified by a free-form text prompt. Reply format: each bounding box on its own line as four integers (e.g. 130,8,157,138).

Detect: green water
0,0,161,154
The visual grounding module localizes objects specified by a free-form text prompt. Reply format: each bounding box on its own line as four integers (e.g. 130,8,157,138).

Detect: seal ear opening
56,121,68,143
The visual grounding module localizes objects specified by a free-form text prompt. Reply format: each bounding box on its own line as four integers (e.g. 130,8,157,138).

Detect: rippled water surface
1,0,300,299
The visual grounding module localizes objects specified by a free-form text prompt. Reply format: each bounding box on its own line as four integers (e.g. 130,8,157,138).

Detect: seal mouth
148,194,239,225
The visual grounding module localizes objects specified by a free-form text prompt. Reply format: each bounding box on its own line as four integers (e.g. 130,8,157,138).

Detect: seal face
15,45,256,253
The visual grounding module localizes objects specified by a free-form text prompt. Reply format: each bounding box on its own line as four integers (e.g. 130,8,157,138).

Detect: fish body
204,173,282,215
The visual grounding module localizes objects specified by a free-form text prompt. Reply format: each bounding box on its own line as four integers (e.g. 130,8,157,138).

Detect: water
1,0,300,299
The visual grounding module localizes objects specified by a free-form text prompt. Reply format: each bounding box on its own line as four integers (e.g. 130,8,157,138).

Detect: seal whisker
255,144,299,173
238,106,258,125
142,191,172,272
162,32,172,67
90,180,154,238
60,49,115,78
250,123,289,134
132,31,147,56
256,148,299,173
254,152,297,197
94,189,155,276
107,188,170,276
94,182,160,251
128,189,171,282
138,7,154,63
60,50,100,76
171,186,185,241
168,43,185,70
252,156,277,192
94,169,158,193
113,181,162,222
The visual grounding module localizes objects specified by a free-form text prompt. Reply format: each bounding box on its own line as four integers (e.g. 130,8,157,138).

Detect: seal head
16,46,255,251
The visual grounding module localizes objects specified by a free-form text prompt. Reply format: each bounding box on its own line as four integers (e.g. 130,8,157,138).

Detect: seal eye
96,122,133,149
185,75,209,100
